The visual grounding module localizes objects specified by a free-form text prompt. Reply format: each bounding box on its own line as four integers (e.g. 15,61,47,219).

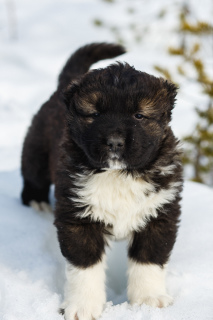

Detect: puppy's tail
58,42,126,89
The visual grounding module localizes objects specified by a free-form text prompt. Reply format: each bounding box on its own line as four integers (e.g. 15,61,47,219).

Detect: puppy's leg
127,261,172,308
55,221,107,320
127,208,180,308
21,126,51,208
62,258,106,320
22,179,50,208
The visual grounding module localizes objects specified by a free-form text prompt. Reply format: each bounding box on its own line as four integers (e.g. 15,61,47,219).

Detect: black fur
21,43,183,275
128,196,182,266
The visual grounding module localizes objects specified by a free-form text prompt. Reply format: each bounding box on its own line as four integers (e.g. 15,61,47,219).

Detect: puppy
21,43,183,320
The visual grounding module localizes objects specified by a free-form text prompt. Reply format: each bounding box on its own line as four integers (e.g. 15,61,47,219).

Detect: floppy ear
162,79,178,121
165,80,178,108
61,80,81,108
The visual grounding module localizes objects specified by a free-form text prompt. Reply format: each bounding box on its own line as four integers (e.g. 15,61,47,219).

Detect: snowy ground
0,0,213,319
0,172,213,320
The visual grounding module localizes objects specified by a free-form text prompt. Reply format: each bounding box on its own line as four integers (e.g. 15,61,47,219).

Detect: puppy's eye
83,112,100,119
134,114,145,120
91,112,100,118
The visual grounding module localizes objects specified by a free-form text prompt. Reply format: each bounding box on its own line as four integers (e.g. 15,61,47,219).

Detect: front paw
142,294,173,308
61,300,104,320
62,261,106,320
128,261,173,309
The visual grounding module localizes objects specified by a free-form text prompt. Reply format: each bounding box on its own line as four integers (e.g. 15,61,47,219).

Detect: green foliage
180,17,213,34
93,19,103,27
153,66,173,81
155,5,213,185
183,103,213,183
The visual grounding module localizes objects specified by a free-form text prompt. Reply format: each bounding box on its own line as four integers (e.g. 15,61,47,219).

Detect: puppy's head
63,63,177,170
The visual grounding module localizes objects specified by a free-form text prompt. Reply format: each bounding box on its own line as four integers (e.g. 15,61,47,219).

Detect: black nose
107,135,125,153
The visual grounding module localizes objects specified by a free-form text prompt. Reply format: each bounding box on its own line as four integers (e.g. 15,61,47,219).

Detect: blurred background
0,0,212,185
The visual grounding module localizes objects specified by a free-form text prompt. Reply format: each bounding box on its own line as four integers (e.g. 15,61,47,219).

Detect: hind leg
21,179,50,210
21,170,52,212
21,121,52,211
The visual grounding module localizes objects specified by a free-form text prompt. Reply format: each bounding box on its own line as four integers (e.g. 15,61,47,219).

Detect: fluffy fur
21,42,183,320
128,261,173,307
69,170,182,240
62,259,106,320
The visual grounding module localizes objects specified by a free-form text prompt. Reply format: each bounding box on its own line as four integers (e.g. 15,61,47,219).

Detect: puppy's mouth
107,152,126,169
108,151,120,161
85,149,126,170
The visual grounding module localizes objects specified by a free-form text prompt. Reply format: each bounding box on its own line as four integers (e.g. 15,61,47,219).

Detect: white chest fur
70,170,179,239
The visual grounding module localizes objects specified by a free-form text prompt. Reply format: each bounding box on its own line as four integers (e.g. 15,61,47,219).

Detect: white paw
142,294,173,308
62,300,104,320
128,261,173,308
30,200,52,213
63,261,106,320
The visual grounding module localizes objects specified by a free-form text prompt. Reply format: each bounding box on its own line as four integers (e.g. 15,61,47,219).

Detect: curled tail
58,42,126,90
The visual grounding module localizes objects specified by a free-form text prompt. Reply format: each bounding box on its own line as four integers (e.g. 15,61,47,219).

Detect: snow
0,0,213,319
0,172,213,320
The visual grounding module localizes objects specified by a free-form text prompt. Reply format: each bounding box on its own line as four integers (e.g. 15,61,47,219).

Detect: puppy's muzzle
107,135,124,160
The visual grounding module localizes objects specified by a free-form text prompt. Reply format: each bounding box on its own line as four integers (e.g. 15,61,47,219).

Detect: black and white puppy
21,43,183,320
